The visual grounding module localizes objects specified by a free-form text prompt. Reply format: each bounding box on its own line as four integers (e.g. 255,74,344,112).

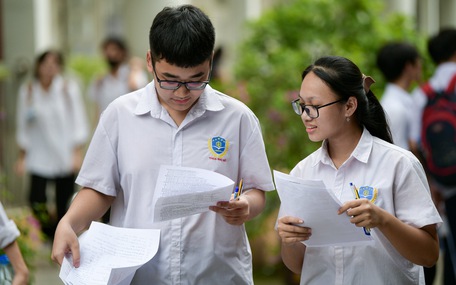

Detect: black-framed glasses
291,98,344,118
152,62,212,91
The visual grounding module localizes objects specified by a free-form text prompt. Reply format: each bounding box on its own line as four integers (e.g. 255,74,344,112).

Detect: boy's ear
146,51,153,73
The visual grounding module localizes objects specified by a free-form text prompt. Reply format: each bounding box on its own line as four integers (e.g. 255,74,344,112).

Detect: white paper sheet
152,165,235,222
59,222,160,285
274,170,373,247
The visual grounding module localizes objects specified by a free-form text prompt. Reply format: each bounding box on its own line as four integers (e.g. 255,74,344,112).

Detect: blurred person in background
15,50,89,239
411,28,456,285
88,36,148,118
377,41,422,151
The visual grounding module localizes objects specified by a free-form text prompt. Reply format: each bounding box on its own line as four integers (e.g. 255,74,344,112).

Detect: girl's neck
327,126,363,169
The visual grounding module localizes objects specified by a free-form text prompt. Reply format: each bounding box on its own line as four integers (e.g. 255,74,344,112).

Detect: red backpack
420,74,456,186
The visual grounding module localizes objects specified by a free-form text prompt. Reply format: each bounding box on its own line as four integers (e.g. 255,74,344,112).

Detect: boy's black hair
428,28,456,65
149,5,215,67
101,36,129,53
376,42,420,82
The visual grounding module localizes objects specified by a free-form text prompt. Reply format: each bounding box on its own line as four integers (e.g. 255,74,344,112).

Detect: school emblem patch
358,186,378,203
208,136,229,161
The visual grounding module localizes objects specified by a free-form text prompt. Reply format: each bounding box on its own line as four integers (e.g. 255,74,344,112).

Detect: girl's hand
277,216,312,245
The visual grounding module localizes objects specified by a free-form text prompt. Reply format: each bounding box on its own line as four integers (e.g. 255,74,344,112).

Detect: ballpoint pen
232,186,239,200
350,182,371,236
234,178,243,200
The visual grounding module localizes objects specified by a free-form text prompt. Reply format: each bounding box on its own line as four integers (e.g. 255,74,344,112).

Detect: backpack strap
445,73,456,93
421,82,434,99
421,73,456,99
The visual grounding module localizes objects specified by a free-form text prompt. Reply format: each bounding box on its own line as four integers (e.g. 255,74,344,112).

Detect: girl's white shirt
291,128,442,285
16,74,89,177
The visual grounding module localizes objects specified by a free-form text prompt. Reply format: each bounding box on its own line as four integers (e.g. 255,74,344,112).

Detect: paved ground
33,242,61,285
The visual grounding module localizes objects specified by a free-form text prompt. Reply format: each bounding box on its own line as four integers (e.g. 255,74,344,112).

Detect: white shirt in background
16,75,89,177
380,83,415,150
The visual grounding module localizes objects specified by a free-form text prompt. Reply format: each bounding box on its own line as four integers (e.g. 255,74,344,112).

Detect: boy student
51,4,275,284
377,41,422,151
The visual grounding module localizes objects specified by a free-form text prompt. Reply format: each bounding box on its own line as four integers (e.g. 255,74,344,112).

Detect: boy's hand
209,196,249,226
51,222,81,268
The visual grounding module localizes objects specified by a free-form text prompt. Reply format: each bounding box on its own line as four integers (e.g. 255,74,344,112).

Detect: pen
232,186,239,200
237,178,243,200
349,182,371,236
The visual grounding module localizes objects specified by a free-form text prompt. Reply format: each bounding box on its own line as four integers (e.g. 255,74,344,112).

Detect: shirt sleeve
393,155,442,228
0,202,20,249
75,109,120,196
237,112,275,192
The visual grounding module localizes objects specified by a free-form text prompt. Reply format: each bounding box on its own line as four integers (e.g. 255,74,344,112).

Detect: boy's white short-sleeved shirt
380,83,415,150
290,129,442,285
76,82,275,285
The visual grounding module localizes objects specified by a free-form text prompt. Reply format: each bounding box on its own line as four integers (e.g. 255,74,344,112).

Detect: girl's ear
345,96,358,117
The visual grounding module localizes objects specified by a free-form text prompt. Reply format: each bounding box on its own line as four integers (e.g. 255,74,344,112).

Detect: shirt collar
385,83,414,104
134,81,224,117
315,128,373,167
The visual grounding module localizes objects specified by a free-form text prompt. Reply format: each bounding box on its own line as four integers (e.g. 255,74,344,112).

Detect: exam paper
152,165,235,222
274,170,373,247
59,222,160,285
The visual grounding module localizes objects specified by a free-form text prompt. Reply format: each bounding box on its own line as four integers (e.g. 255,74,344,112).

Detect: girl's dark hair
302,56,393,143
33,50,64,79
149,5,215,67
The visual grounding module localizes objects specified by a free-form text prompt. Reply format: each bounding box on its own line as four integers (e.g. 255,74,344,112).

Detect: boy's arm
51,188,115,267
